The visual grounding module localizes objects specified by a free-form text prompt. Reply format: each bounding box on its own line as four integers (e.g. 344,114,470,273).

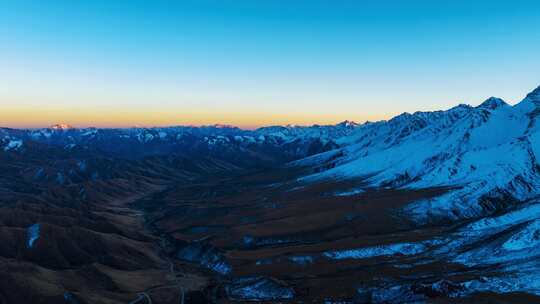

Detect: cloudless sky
1,0,540,128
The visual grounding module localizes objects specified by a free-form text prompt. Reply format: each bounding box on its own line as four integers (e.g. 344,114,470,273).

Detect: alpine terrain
3,86,540,303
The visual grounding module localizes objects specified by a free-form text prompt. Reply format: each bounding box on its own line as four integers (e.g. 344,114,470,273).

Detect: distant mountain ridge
0,120,361,158
1,121,360,174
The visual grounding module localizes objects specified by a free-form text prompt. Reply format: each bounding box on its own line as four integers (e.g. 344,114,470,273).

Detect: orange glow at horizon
0,105,389,130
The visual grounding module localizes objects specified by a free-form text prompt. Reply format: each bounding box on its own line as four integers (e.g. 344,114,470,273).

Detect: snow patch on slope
323,242,429,260
3,139,23,151
27,223,40,248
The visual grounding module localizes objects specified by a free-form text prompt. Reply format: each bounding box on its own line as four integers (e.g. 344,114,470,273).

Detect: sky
1,0,540,129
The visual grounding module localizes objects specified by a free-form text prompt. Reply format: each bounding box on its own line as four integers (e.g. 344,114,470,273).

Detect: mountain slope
298,86,540,223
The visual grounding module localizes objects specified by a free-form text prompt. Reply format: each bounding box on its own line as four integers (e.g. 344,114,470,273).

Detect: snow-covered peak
453,103,472,109
50,124,74,130
525,85,540,101
336,120,360,128
514,85,540,113
476,97,508,110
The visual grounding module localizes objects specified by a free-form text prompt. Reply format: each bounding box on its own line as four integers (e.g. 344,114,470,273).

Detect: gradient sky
1,0,540,129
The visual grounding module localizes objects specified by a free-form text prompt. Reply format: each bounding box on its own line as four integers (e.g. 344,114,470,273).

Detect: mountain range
2,86,540,303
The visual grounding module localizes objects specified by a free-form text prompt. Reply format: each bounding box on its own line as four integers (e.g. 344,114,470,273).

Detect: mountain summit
476,97,508,110
49,123,74,130
525,85,540,101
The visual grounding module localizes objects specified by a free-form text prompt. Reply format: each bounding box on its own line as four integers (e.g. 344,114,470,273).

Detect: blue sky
1,1,540,128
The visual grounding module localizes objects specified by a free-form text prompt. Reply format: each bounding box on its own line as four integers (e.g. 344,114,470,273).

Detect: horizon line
2,85,538,131
0,119,362,131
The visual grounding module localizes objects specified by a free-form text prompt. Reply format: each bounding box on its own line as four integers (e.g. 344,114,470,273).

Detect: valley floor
129,167,540,303
3,162,540,303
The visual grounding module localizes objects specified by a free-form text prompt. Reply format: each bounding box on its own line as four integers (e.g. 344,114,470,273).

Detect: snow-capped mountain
0,122,352,167
256,120,360,142
5,121,359,148
298,86,540,223
49,123,74,130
